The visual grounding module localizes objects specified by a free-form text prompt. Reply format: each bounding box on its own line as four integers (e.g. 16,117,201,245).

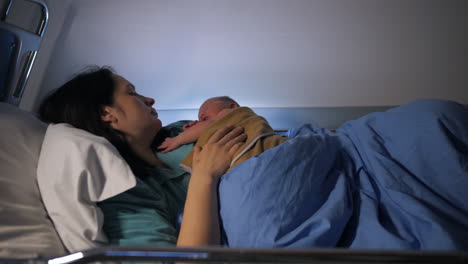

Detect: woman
38,66,246,247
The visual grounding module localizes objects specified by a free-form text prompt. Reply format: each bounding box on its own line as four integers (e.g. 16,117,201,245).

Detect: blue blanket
219,99,468,250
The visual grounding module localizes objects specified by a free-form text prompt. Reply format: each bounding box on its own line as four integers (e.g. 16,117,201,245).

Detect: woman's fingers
223,131,247,150
228,142,245,156
219,127,245,145
206,126,236,143
206,126,246,153
213,126,245,145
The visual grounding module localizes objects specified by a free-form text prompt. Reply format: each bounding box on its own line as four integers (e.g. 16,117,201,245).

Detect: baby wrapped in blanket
157,96,289,172
181,106,290,172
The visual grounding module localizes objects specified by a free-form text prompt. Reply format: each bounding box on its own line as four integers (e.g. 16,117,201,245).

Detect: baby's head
198,96,239,121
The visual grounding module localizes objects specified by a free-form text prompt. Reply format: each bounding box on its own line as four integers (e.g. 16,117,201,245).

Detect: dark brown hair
38,66,150,176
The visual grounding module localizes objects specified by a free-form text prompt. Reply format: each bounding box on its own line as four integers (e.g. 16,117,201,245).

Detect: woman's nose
144,96,155,106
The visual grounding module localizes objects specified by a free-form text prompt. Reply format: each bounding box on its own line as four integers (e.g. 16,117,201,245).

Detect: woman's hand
191,126,246,182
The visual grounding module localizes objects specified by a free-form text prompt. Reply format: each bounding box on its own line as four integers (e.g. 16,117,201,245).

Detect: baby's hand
183,120,199,131
157,137,182,153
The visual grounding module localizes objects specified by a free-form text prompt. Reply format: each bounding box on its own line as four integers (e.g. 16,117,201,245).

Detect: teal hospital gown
98,121,193,247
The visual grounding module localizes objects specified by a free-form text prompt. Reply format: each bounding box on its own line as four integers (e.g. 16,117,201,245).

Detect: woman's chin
152,119,163,132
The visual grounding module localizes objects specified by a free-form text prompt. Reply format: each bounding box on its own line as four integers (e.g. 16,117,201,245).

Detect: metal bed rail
36,247,468,264
0,0,48,106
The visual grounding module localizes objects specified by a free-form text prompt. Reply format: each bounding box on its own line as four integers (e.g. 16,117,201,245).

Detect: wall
21,0,468,127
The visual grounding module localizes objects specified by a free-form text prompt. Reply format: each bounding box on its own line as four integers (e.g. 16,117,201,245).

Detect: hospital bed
2,86,468,264
16,247,468,264
1,1,468,263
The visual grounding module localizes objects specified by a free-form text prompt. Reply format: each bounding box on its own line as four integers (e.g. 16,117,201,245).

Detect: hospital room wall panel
158,106,393,130
14,0,468,125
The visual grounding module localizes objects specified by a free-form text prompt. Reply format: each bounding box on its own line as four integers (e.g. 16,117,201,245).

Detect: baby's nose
199,114,207,121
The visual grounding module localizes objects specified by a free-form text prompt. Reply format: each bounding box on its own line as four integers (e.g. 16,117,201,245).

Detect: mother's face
101,75,162,142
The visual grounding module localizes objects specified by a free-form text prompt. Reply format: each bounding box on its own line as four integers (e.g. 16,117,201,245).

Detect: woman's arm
177,126,246,246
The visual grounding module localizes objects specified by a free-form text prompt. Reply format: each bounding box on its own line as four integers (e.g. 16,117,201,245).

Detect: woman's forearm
177,175,220,246
176,126,246,247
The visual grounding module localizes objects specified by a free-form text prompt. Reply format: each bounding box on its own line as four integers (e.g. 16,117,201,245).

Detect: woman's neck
127,134,168,169
137,148,168,168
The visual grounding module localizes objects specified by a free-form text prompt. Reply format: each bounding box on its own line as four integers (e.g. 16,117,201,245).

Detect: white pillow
37,123,137,253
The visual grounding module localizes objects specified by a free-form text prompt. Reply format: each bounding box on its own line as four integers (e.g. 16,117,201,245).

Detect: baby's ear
229,103,239,109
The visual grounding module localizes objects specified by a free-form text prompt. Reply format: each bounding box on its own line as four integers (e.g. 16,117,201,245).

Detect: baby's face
198,99,227,121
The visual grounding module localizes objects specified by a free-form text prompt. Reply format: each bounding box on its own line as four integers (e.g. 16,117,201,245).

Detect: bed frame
0,0,48,106
1,247,466,264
